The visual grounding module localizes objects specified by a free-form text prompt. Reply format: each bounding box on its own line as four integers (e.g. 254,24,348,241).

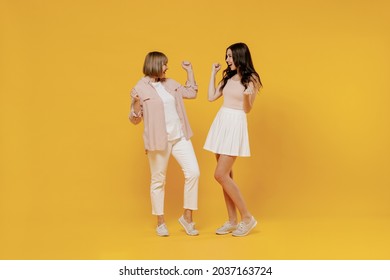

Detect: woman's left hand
181,61,193,71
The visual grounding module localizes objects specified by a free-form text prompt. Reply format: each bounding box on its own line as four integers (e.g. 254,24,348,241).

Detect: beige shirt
151,81,183,141
129,76,197,151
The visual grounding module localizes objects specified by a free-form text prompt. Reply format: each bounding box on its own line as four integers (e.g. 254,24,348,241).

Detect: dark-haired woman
129,51,200,237
204,42,262,237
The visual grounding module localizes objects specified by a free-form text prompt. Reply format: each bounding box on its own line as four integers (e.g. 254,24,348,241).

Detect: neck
151,77,165,83
231,73,241,80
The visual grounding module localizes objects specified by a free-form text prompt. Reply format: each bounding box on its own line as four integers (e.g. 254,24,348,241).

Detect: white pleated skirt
203,107,250,157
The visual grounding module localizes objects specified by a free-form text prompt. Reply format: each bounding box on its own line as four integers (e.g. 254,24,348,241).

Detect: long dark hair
219,42,262,92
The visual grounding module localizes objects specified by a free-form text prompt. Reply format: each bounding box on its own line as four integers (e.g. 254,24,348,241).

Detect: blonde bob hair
143,51,168,79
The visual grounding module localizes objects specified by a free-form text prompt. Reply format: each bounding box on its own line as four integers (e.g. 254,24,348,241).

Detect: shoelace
236,222,247,232
180,217,198,234
188,223,196,231
158,225,167,231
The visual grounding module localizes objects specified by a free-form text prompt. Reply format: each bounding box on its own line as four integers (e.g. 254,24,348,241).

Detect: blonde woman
129,51,200,237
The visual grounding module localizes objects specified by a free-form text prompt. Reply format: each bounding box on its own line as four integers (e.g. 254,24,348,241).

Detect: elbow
243,100,253,113
243,106,252,114
208,93,217,102
192,88,198,98
182,89,197,99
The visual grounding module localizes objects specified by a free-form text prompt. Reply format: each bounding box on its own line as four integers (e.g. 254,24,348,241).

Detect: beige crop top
222,79,255,110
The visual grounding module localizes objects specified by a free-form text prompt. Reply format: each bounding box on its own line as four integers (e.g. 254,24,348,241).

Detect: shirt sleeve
165,79,198,99
178,80,198,99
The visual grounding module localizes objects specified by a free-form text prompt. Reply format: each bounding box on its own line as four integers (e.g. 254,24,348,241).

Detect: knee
185,167,200,181
150,181,164,190
214,170,227,184
150,172,166,189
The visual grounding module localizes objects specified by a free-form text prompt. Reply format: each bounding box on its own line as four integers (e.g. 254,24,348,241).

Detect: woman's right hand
133,94,140,103
212,63,221,74
129,93,142,124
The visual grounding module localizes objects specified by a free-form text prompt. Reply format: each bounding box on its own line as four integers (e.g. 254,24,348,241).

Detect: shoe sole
216,231,231,235
232,220,258,237
216,228,236,235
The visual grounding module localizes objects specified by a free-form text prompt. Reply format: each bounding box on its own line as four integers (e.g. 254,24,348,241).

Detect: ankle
157,215,165,226
183,210,193,223
241,215,253,224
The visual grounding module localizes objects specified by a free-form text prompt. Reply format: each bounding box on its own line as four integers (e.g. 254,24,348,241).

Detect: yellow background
1,0,390,259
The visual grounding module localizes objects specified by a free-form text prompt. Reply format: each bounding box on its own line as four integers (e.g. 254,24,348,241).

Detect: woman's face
160,63,168,79
225,49,236,70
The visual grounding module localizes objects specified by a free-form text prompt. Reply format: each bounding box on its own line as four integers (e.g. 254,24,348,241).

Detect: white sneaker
178,216,199,236
216,221,237,235
156,223,169,237
232,217,257,237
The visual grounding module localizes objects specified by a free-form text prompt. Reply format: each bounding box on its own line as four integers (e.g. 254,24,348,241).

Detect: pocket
140,97,160,112
139,97,150,106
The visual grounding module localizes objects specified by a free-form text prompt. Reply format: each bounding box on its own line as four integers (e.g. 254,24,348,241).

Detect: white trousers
147,138,200,215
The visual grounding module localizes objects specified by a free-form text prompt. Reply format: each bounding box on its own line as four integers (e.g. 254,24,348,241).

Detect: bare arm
242,80,260,113
179,61,198,99
208,63,223,101
182,61,196,86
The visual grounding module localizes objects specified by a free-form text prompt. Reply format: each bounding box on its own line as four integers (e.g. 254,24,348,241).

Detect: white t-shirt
151,82,183,141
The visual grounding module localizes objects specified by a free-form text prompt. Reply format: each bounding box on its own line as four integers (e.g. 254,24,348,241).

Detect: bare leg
157,215,165,226
216,154,237,224
214,154,252,223
182,209,193,223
